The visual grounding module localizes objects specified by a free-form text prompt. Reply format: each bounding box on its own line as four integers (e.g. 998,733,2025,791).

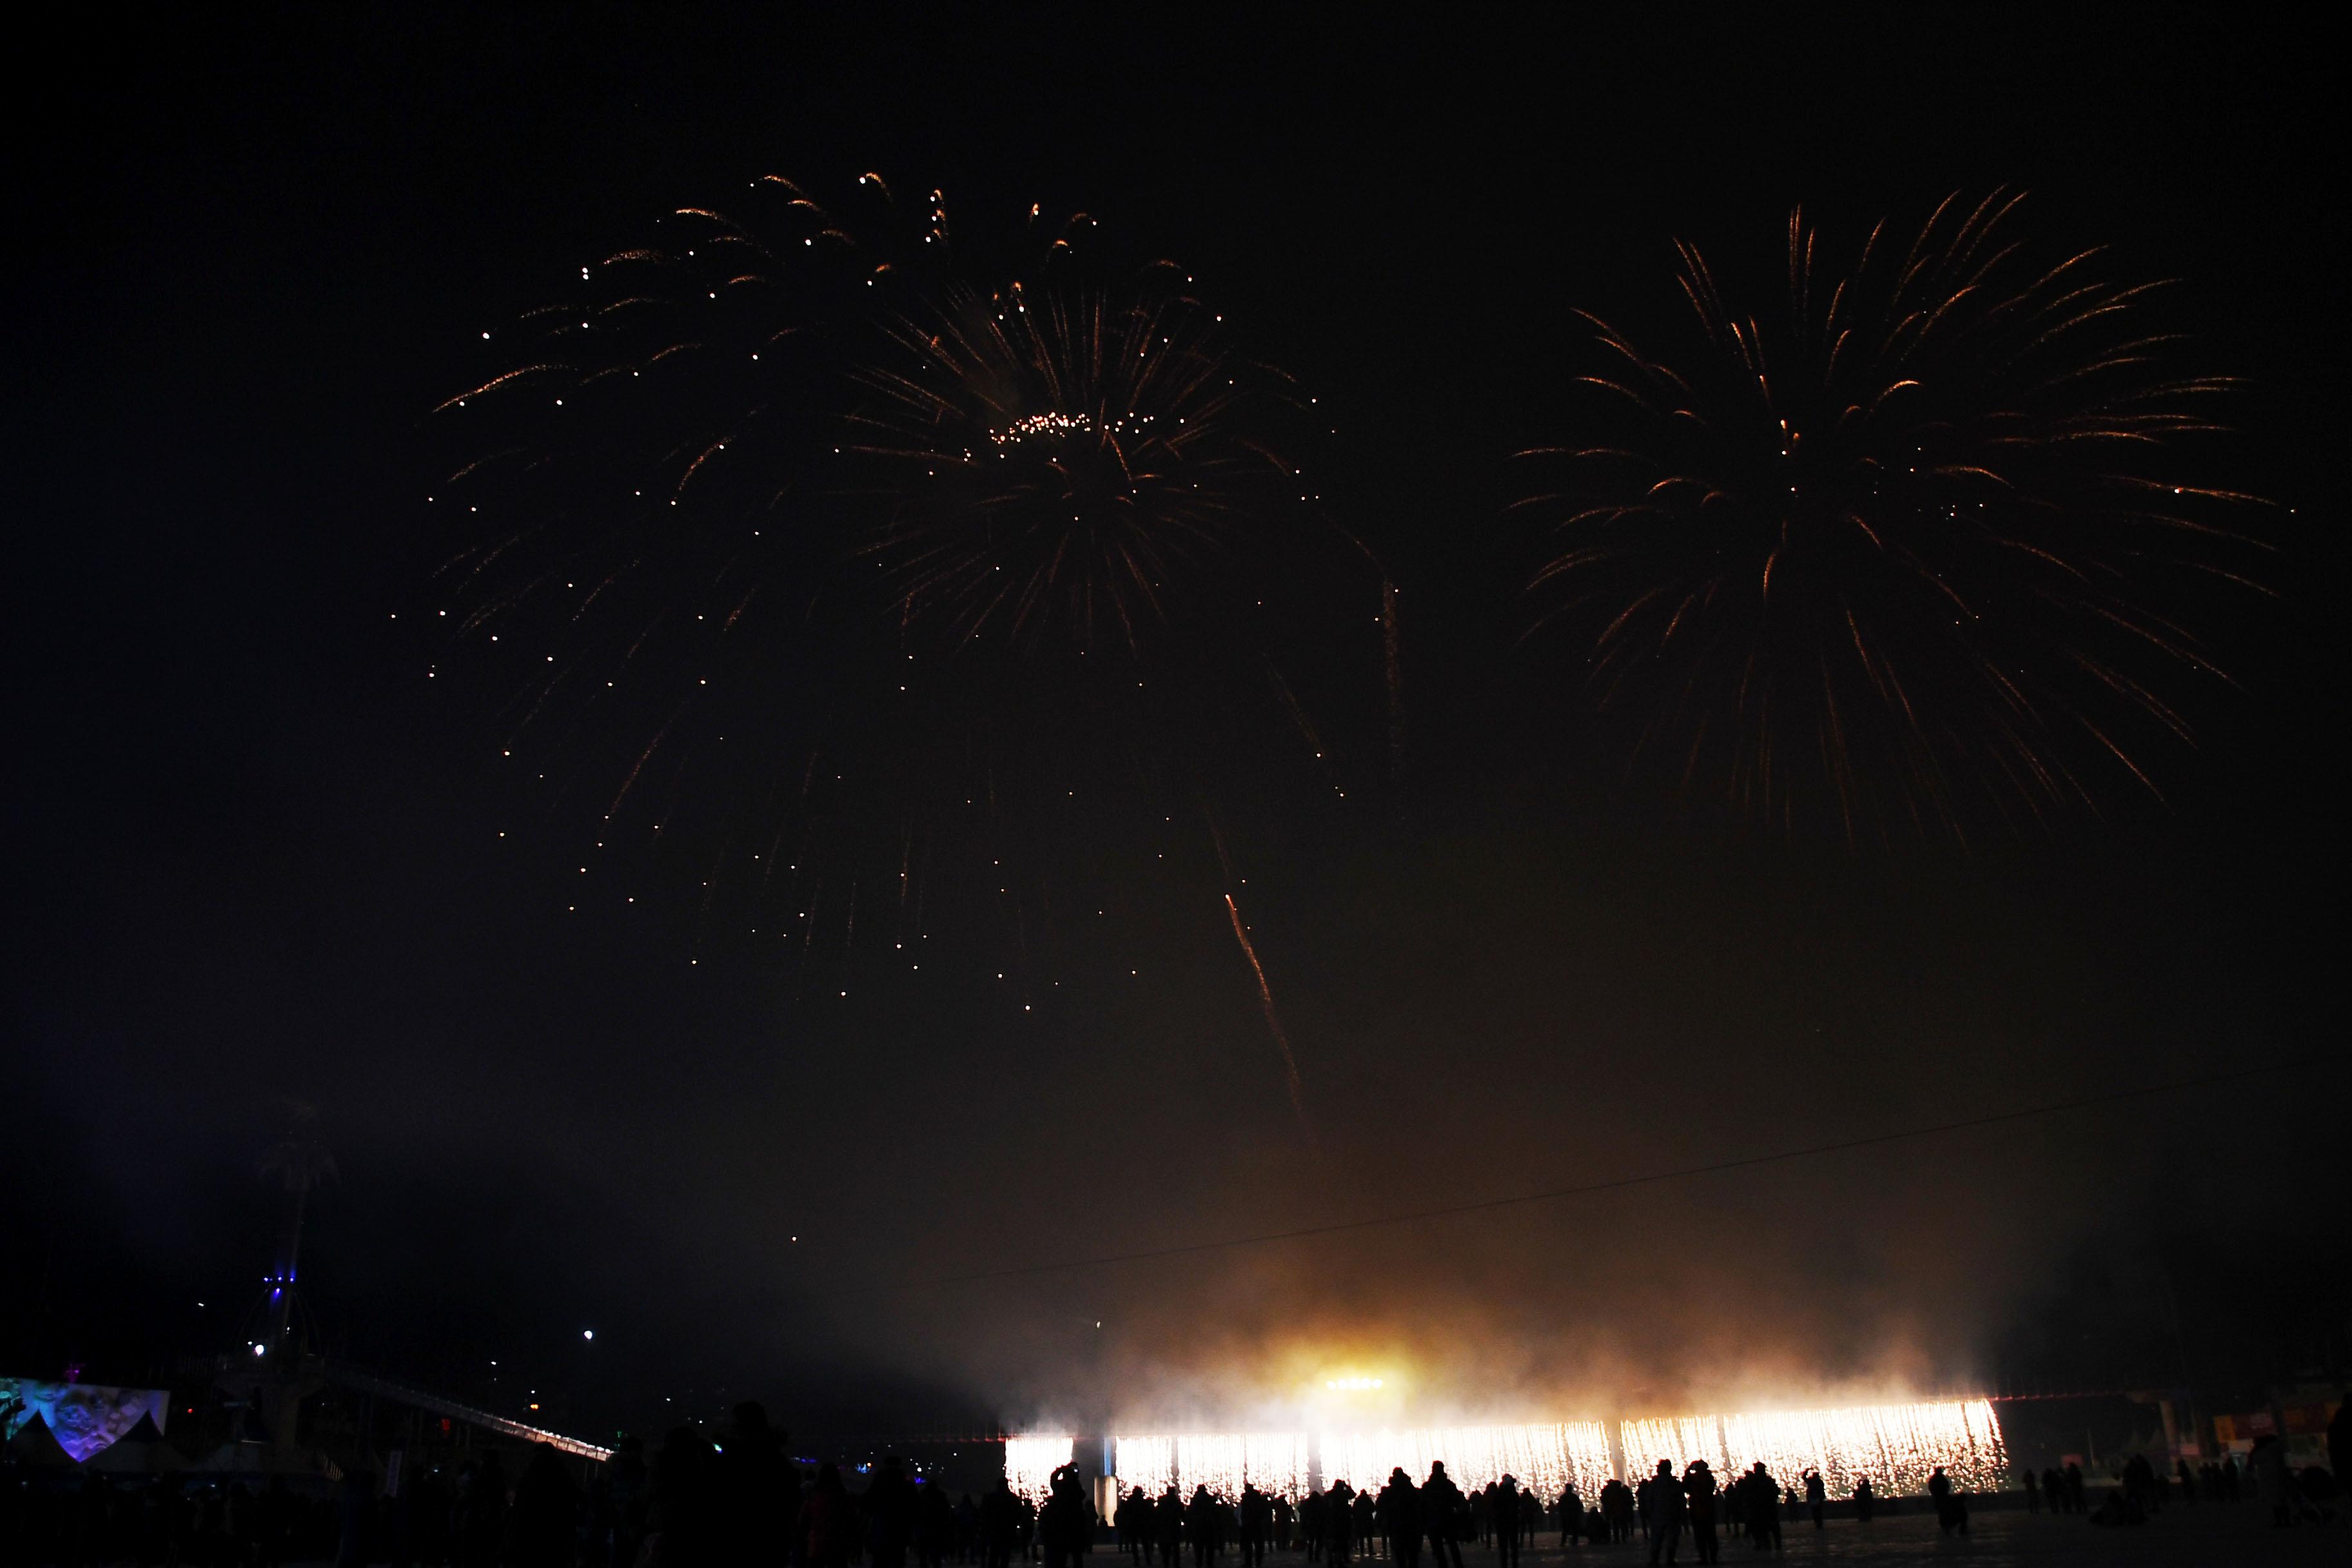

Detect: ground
1492,1508,2349,1564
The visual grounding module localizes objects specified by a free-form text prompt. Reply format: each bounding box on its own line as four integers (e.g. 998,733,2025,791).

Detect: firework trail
1518,190,2268,837
1223,891,1315,1150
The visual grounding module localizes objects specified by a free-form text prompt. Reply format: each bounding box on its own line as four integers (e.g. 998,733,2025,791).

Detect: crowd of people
2021,1439,2343,1529
6,1398,2347,1564
1117,1458,1898,1568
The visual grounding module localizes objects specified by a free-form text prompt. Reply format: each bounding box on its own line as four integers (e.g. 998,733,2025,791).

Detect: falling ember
1618,1415,1730,1479
1113,1434,1314,1502
1629,1400,2009,1494
1047,1402,2006,1500
988,411,1095,446
1732,1398,2010,1496
1223,892,1313,1147
1320,1424,1613,1502
1003,1434,1075,1503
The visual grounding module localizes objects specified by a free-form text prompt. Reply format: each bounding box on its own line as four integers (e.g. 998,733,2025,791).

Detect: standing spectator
509,1445,580,1568
1491,1477,1520,1568
1681,1463,1718,1565
1642,1463,1684,1567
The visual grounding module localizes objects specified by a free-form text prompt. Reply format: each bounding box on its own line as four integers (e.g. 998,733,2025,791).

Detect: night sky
6,7,2342,1439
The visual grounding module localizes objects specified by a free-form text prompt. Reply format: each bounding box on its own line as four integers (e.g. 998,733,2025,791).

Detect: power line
834,1052,2329,1300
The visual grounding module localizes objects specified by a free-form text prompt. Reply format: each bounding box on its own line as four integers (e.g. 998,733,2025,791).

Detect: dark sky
6,6,2343,1438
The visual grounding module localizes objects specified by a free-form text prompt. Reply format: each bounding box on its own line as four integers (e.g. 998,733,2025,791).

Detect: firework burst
847,269,1304,651
1518,190,2269,836
420,174,1367,1026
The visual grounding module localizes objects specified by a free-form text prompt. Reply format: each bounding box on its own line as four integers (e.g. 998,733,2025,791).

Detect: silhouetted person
1603,1479,1636,1544
1039,1463,1093,1568
1239,1485,1271,1568
803,1464,858,1568
1420,1465,1463,1568
466,1452,509,1568
509,1444,580,1568
2250,1435,2299,1525
1554,1484,1579,1550
979,1480,1023,1568
607,1436,650,1568
651,1428,717,1567
1852,1476,1874,1524
1116,1488,1149,1563
716,1403,797,1568
1641,1463,1683,1567
2021,1468,2039,1513
2063,1460,2084,1513
1375,1470,1420,1568
1183,1485,1220,1568
1926,1467,1965,1536
1480,1476,1513,1568
869,1458,923,1568
1322,1482,1355,1568
1157,1487,1186,1568
1681,1463,1718,1565
1741,1464,1780,1551
922,1480,958,1568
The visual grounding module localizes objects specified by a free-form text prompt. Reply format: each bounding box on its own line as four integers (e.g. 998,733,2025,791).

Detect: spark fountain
1071,1400,2007,1500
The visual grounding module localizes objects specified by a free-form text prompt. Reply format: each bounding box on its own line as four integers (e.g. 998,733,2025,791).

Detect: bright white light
1619,1415,1727,1480
1320,1425,1611,1501
1631,1400,2008,1496
582,1329,594,1341
1112,1434,1312,1501
1064,1400,2003,1503
1004,1435,1073,1503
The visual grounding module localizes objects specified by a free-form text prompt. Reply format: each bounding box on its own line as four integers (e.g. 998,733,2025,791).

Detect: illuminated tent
1,1378,172,1464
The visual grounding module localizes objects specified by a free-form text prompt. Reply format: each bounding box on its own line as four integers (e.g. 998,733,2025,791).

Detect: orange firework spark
1518,190,2270,838
844,267,1312,652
